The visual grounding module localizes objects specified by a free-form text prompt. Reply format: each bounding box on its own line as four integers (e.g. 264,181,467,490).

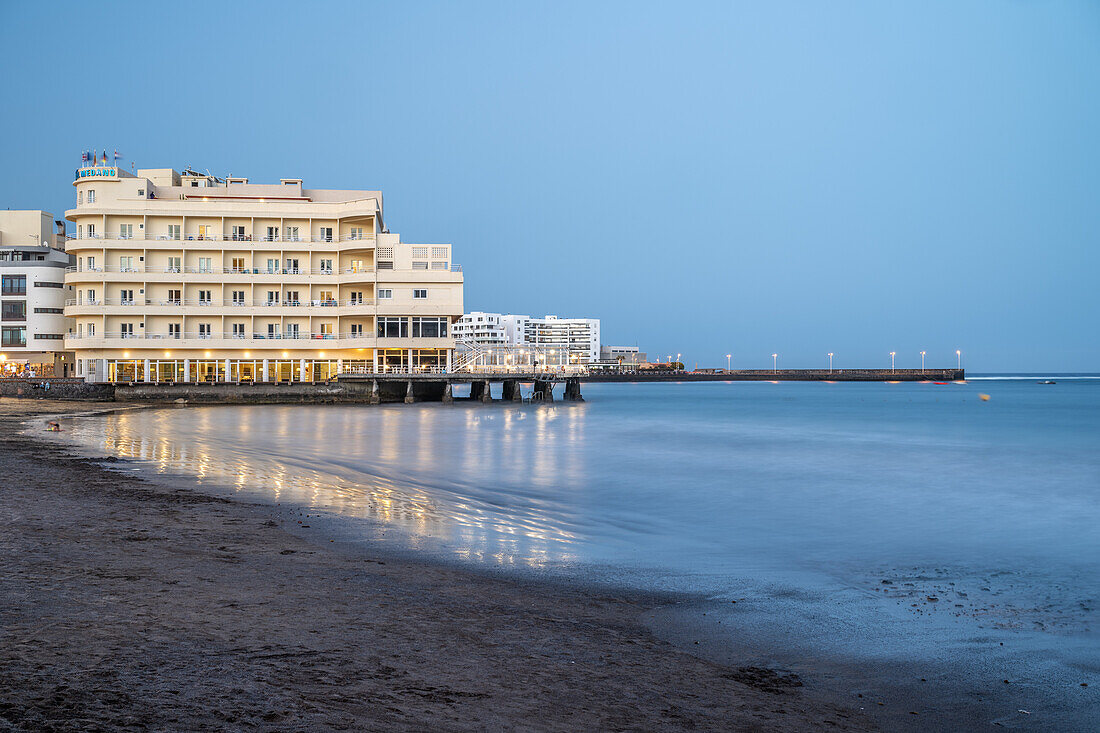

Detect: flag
102,150,108,165
81,151,88,164
114,149,123,162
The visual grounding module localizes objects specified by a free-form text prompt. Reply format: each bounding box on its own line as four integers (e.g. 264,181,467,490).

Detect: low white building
0,211,75,377
452,311,509,347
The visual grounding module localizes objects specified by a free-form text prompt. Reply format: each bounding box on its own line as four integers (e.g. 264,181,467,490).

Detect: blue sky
2,1,1097,370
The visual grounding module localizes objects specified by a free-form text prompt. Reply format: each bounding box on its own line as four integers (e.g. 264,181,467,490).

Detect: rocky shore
0,399,871,731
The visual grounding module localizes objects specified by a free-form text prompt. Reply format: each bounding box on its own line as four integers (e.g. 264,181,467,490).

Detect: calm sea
50,376,1100,726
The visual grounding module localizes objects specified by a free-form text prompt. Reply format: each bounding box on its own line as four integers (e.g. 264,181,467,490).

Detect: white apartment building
64,165,463,382
0,211,75,376
456,312,600,363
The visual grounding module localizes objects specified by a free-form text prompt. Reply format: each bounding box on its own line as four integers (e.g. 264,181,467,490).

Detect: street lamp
772,353,778,373
890,351,896,372
920,351,926,372
676,353,681,371
726,353,731,371
956,349,962,370
828,352,834,373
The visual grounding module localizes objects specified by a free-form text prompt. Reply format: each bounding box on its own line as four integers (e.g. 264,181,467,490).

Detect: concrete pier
564,378,583,402
532,380,555,402
502,380,523,401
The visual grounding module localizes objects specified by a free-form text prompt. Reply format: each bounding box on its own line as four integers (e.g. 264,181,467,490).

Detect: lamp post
956,349,961,370
676,353,681,371
828,352,834,373
920,350,926,372
726,353,731,371
890,351,896,372
772,353,778,373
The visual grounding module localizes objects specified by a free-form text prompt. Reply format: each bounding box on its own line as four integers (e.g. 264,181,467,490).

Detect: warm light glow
163,351,170,357
319,351,325,357
282,351,289,357
123,351,130,358
0,354,5,362
244,351,250,357
204,351,211,357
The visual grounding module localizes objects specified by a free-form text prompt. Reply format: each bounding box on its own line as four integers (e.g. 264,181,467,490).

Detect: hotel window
78,191,83,205
285,226,300,242
87,190,95,203
378,289,392,299
120,289,134,305
120,323,134,339
286,323,300,338
198,224,214,240
198,323,211,339
266,258,279,274
87,288,97,304
286,290,300,305
413,289,427,299
349,291,363,304
87,256,96,271
319,258,333,274
119,256,135,272
412,317,447,338
232,290,245,305
232,323,246,338
168,225,181,240
318,290,335,305
86,224,96,238
349,227,363,240
377,317,408,338
1,326,26,347
431,261,448,270
350,323,363,337
119,223,134,239
88,323,96,337
231,257,245,273
377,260,393,269
265,226,279,242
166,257,181,273
319,227,333,242
412,247,429,258
267,324,279,338
168,323,180,339
198,257,212,273
1,301,26,321
431,247,448,258
231,225,248,241
348,258,365,273
2,275,27,295
266,291,279,305
319,323,334,337
412,261,428,270
198,290,212,305
284,258,299,274
167,289,181,304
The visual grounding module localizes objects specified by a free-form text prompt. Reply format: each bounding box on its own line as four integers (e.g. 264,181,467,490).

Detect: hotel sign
77,167,118,179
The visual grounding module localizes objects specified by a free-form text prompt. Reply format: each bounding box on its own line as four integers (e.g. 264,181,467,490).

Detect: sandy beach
0,399,871,731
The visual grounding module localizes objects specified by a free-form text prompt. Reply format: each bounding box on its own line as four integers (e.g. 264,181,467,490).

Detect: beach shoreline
0,398,872,731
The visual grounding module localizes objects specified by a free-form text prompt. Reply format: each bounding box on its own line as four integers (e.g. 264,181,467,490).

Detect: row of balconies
66,265,375,275
66,298,376,307
68,233,377,243
63,334,452,349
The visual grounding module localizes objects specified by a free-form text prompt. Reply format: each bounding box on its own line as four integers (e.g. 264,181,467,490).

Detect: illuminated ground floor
0,351,76,378
73,348,453,383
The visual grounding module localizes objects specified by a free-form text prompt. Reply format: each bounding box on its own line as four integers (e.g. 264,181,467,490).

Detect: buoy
979,393,991,401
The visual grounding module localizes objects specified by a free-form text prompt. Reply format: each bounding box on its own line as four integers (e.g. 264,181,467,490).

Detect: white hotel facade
64,166,463,382
454,312,600,363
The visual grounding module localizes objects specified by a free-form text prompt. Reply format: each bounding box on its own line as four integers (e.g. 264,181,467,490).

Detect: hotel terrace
65,166,463,382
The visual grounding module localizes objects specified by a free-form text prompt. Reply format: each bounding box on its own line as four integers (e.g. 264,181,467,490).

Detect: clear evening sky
2,1,1097,371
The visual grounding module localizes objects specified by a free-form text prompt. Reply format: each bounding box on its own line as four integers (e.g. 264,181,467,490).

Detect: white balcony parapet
71,233,377,243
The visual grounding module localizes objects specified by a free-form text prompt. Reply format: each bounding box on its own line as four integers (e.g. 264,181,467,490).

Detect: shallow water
52,377,1100,726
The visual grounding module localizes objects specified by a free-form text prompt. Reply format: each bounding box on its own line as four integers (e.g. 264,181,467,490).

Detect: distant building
599,345,647,366
0,211,75,377
455,312,600,363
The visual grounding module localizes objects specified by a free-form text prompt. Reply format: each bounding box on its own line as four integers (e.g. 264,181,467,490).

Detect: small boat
1037,380,1056,385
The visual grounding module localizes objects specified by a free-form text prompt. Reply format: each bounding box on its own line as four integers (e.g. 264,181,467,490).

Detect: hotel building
64,166,462,382
0,211,75,376
453,312,601,367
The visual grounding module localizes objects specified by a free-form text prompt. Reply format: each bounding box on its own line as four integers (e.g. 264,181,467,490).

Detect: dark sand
0,399,872,731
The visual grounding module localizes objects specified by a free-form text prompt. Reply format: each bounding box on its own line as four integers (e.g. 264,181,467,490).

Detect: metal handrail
70,233,377,243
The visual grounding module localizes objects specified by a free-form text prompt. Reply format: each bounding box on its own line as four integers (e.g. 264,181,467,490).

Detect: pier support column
470,380,492,402
404,380,416,404
369,379,381,404
502,379,522,401
441,381,453,404
564,377,583,401
533,379,555,402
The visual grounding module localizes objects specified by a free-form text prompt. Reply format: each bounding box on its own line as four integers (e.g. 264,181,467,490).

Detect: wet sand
0,399,871,731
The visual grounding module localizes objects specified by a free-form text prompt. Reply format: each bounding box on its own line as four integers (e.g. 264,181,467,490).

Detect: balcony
67,233,376,244
65,265,376,277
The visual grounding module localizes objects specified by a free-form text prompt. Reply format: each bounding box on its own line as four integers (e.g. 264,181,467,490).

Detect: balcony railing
66,331,384,342
70,233,377,243
65,265,376,275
